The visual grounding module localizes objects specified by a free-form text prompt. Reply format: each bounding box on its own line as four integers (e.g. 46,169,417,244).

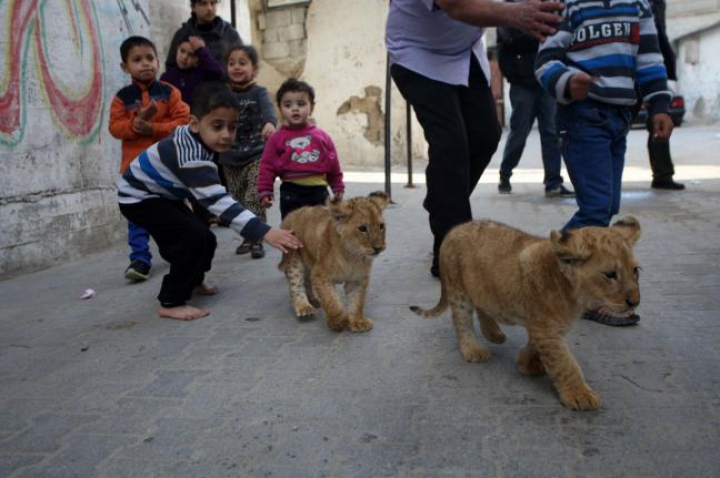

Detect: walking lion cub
410,217,641,410
279,192,389,332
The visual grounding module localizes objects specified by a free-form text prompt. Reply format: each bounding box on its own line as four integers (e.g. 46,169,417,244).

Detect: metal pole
230,0,237,28
405,101,415,188
384,52,392,199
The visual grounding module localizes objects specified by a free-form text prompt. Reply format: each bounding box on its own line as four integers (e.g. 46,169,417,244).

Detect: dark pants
500,83,564,190
391,56,501,263
119,199,217,307
645,118,675,180
279,182,330,220
557,100,631,230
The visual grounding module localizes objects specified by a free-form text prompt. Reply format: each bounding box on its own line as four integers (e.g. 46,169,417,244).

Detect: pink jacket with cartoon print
257,124,345,199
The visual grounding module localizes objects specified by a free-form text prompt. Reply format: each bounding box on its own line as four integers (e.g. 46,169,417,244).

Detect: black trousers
119,199,217,307
645,118,675,180
391,56,501,262
279,182,329,220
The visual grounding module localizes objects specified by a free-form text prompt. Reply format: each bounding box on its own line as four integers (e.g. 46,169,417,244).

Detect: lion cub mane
279,192,390,332
411,216,641,410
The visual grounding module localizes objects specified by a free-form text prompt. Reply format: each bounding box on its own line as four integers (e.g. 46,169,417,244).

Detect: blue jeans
500,84,564,190
128,221,152,266
557,100,631,230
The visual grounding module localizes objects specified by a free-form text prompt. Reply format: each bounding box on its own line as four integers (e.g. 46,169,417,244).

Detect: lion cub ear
550,229,591,265
327,196,351,222
611,215,641,245
367,191,390,210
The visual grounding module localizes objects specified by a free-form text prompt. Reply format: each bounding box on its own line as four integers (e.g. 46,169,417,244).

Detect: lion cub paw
459,342,492,363
559,386,601,411
293,300,315,320
349,317,374,333
326,313,349,332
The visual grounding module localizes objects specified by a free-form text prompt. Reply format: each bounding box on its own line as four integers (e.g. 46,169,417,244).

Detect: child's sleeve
108,95,138,140
257,132,281,198
257,88,278,127
535,6,574,104
152,87,190,140
322,131,344,195
196,47,225,81
636,0,671,116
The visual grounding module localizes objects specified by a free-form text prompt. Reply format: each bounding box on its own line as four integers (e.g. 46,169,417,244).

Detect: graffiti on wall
0,0,105,147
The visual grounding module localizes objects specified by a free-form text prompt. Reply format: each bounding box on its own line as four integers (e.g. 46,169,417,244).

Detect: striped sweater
535,0,671,115
118,125,270,242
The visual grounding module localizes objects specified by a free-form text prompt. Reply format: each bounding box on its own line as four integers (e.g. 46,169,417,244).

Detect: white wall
677,27,720,123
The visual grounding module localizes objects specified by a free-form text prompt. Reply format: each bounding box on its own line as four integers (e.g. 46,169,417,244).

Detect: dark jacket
650,0,677,80
160,47,224,107
497,26,541,88
165,14,242,71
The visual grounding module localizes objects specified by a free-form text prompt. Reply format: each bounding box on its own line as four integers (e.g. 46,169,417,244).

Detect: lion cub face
551,217,641,315
328,193,389,258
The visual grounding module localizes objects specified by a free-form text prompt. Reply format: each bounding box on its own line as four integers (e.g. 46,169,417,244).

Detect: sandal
250,242,265,259
235,242,252,255
583,307,640,326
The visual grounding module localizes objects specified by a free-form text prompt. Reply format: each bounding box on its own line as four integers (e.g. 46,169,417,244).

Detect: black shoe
498,178,512,194
545,184,575,198
236,242,252,255
583,308,639,326
651,178,685,190
250,242,265,259
124,260,151,281
430,263,440,279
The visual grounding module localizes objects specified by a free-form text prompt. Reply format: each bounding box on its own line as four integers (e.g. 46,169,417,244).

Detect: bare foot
158,305,210,321
194,283,219,296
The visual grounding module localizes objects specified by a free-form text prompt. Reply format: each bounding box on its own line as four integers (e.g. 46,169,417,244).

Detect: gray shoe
545,184,575,198
498,178,512,194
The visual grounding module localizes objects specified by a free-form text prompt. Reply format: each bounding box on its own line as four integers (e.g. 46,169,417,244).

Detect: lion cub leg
451,294,491,362
515,339,546,376
283,253,315,320
312,277,349,332
476,310,506,344
529,330,600,410
344,279,373,333
304,270,320,308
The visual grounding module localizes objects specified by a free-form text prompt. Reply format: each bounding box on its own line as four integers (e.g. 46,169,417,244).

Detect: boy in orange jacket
109,36,190,281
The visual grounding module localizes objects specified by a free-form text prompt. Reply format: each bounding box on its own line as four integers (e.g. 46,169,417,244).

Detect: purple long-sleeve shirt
160,47,224,107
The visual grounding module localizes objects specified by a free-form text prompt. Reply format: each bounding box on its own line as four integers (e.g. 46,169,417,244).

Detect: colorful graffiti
0,0,104,146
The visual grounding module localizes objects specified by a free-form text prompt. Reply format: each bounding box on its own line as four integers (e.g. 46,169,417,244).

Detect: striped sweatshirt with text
118,125,270,242
535,0,671,115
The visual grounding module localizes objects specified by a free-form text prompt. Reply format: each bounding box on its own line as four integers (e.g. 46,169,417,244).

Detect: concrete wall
676,26,720,123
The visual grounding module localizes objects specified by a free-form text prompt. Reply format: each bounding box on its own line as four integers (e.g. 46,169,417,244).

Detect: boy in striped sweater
118,82,302,321
535,0,673,326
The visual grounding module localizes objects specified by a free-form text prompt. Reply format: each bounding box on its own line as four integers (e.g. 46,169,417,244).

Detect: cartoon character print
286,135,321,164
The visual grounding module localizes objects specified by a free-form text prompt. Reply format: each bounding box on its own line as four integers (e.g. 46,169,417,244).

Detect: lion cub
410,217,641,410
279,192,389,332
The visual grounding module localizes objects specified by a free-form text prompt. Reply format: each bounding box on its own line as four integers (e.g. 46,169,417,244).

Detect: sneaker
545,184,575,198
651,178,685,190
250,242,265,259
124,260,150,281
236,242,252,255
498,178,512,194
583,308,639,326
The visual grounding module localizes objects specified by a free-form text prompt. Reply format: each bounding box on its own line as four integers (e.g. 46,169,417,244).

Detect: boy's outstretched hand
651,113,674,141
568,72,594,101
262,123,276,141
188,36,206,51
264,228,302,254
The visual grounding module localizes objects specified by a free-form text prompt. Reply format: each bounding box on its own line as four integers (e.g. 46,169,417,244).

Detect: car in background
632,94,686,128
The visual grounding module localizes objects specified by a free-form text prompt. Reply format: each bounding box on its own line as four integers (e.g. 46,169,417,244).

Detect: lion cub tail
409,293,448,319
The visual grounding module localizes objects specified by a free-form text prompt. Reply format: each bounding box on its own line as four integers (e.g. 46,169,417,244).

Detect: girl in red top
257,79,344,219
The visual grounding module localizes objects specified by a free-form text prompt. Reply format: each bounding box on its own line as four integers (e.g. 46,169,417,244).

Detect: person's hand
334,191,344,201
510,0,564,41
138,100,157,121
132,117,154,136
568,72,594,101
261,195,274,208
261,123,276,141
263,228,302,254
188,36,206,51
651,113,674,141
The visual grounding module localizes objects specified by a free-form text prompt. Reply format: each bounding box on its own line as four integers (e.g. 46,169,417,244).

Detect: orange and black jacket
109,80,190,172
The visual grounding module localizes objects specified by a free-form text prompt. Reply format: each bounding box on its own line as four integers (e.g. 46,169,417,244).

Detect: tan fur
410,216,642,410
279,192,390,332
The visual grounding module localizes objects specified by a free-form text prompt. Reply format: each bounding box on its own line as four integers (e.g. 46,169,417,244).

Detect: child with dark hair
165,0,241,72
219,45,277,258
258,78,344,220
160,35,224,108
109,36,190,282
118,82,302,321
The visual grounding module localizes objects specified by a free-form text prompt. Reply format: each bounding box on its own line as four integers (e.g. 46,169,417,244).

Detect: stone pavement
1,126,719,477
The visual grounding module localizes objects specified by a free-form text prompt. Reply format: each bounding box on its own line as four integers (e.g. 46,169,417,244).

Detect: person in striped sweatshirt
535,0,673,326
118,82,302,321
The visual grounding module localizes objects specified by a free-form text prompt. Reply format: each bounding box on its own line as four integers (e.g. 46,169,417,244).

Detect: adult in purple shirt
386,0,562,278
